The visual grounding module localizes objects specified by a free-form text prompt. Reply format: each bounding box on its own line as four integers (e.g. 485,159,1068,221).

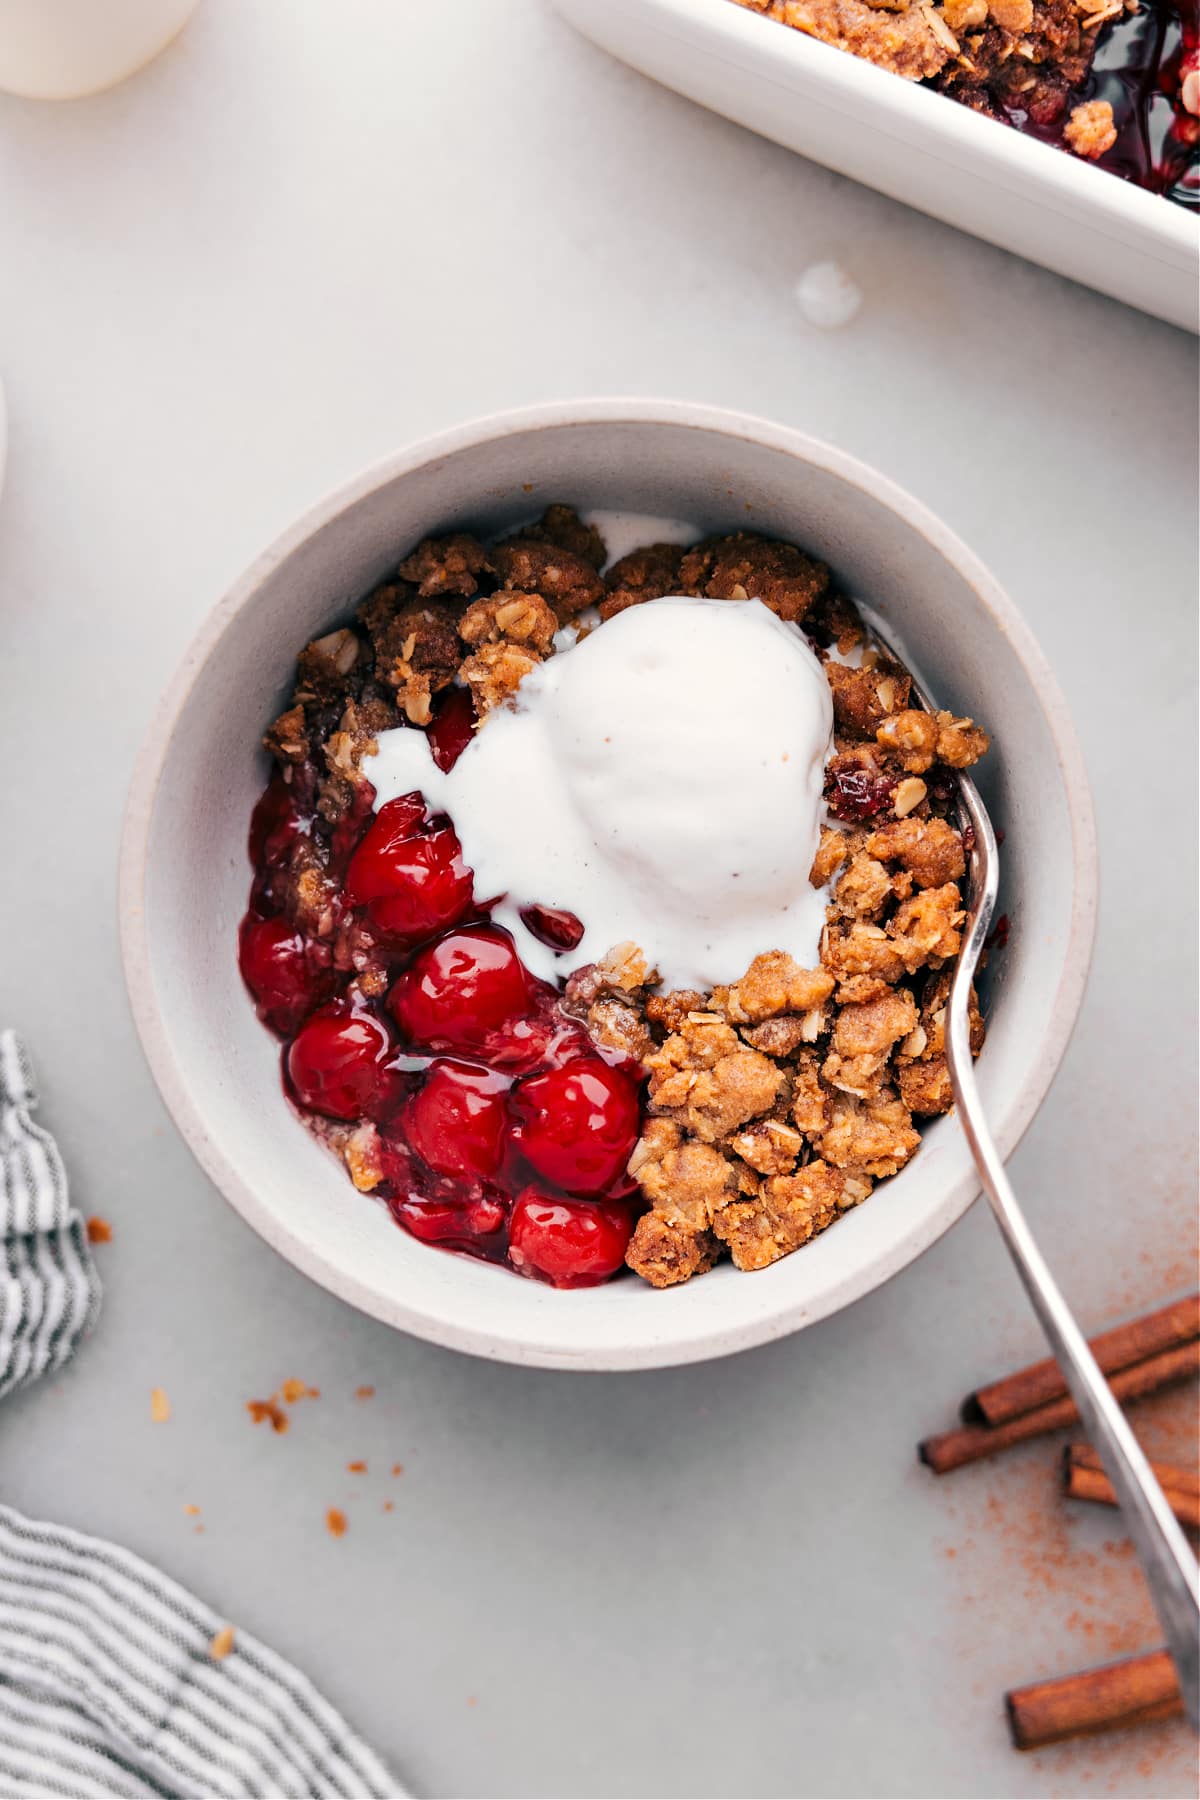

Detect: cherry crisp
240,505,991,1290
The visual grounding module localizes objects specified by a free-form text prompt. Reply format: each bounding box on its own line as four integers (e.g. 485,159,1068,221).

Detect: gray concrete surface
0,4,1196,1795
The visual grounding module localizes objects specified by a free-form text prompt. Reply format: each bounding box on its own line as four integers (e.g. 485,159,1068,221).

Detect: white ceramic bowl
553,0,1199,333
120,400,1097,1371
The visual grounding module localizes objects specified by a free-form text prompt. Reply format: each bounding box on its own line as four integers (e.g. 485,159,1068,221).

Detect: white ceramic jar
0,0,200,99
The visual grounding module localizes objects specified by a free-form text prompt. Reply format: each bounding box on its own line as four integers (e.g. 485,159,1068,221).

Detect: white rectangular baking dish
554,0,1199,331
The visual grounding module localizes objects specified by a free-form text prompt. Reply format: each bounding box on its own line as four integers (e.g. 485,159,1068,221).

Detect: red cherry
286,1001,401,1122
508,1191,633,1287
239,914,329,1033
823,753,896,823
342,794,427,898
344,795,472,939
343,794,425,896
509,1058,640,1194
426,686,477,772
367,825,471,939
388,926,532,1059
460,1000,592,1076
400,1059,508,1181
519,904,585,952
378,1136,508,1240
392,1193,506,1244
1025,81,1067,128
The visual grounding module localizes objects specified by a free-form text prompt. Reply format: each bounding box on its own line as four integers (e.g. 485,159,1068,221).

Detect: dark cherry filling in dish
239,695,643,1289
1025,0,1199,205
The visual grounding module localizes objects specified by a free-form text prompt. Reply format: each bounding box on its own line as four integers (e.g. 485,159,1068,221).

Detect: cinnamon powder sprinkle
183,1504,201,1517
391,1463,404,1477
85,1216,113,1244
150,1387,171,1424
246,1398,289,1433
208,1625,236,1661
347,1460,367,1473
326,1508,348,1538
382,1502,394,1513
355,1385,375,1399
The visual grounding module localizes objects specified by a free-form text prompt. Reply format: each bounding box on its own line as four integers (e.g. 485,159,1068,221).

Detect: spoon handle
948,775,1200,1732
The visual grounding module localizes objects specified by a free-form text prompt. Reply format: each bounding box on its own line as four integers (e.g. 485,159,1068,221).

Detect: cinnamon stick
1062,1444,1200,1529
919,1338,1200,1474
1006,1649,1183,1750
965,1294,1200,1426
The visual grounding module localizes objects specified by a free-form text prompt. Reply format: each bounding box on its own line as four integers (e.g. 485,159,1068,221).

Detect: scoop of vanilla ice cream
365,596,834,990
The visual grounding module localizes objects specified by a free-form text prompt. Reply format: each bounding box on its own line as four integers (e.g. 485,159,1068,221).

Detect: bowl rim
118,397,1099,1369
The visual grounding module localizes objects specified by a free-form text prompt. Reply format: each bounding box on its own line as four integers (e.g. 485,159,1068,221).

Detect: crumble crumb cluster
1062,95,1119,156
263,504,607,801
732,0,1134,162
258,506,990,1289
565,797,986,1289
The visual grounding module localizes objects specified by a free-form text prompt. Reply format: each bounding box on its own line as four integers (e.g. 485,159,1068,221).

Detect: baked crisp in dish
731,0,1199,207
240,506,992,1290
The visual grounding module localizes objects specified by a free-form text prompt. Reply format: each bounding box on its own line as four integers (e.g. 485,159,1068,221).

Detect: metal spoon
866,617,1200,1727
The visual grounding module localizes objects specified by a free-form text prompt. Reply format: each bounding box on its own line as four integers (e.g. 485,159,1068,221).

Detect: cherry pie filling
240,700,643,1289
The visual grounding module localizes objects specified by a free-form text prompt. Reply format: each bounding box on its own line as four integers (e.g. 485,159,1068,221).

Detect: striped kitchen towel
0,1028,100,1398
0,1508,397,1798
0,1032,400,1799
